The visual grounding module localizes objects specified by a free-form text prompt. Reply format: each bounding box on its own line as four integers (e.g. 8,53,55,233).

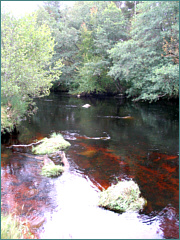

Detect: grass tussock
32,132,71,155
1,214,34,239
41,163,64,177
98,180,147,212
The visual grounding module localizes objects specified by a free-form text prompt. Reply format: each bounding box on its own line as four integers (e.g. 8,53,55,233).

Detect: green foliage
38,1,129,95
1,11,63,131
71,1,127,94
108,1,179,101
1,106,14,132
32,133,71,155
98,180,147,212
33,1,179,101
135,64,179,102
72,56,114,94
36,4,80,89
43,1,61,22
41,163,64,177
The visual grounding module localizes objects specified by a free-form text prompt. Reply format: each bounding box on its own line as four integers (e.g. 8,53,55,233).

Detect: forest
1,1,179,133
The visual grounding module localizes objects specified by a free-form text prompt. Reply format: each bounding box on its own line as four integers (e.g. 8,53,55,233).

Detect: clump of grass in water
98,180,147,212
1,214,33,239
32,132,71,155
41,163,64,177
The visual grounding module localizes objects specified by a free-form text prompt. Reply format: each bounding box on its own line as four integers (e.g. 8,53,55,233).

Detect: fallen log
16,152,45,160
8,140,44,150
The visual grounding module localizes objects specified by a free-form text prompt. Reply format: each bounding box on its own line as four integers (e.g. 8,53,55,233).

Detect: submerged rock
43,154,54,165
82,104,91,108
98,180,147,213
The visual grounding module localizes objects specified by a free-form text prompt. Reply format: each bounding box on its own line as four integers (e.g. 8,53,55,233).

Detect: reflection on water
1,93,179,239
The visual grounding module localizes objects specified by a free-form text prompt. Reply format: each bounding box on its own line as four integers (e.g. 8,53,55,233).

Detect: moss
41,163,64,177
98,180,147,212
32,132,71,155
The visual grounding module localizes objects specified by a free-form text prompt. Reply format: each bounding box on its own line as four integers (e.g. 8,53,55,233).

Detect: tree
108,1,179,101
43,1,61,22
1,12,63,131
72,1,128,94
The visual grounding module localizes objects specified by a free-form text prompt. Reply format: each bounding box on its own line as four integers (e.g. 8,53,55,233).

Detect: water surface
1,93,179,239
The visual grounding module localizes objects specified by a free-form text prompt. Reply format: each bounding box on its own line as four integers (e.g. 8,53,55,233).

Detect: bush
1,12,63,133
98,180,147,212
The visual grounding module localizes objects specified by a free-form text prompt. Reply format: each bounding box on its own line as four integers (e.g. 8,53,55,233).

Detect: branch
8,140,43,149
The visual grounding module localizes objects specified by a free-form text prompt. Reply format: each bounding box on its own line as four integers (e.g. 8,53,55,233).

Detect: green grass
1,214,33,239
32,132,71,155
98,180,147,212
41,163,64,177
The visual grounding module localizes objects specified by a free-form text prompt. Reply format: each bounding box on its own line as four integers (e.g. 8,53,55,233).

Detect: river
1,92,179,239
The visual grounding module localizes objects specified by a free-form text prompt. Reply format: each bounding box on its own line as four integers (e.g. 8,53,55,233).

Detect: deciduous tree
108,1,179,101
1,12,63,131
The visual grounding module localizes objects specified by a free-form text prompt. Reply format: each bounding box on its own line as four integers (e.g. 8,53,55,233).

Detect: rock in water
82,104,91,108
98,180,147,212
43,154,54,166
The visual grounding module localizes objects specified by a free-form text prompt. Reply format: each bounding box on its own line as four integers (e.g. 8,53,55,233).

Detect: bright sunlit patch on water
40,172,163,239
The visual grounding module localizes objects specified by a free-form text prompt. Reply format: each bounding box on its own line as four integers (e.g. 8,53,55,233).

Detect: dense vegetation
37,1,178,101
1,1,179,132
1,8,62,132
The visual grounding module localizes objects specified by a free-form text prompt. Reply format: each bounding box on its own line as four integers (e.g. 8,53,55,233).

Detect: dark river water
1,92,179,239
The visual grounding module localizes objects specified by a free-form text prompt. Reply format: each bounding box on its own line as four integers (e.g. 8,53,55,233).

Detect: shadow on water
1,92,179,239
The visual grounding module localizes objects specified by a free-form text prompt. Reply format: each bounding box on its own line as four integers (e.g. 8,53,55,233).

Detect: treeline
1,1,179,132
38,1,179,102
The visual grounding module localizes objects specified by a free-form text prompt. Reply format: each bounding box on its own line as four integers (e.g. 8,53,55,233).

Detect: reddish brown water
1,93,179,239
